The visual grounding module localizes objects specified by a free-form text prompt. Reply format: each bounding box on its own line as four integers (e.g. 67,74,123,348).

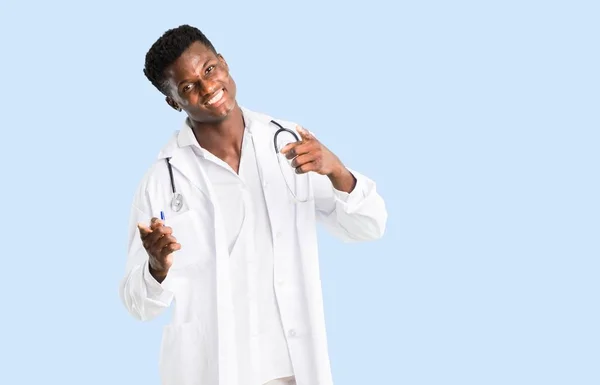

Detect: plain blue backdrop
1,1,598,384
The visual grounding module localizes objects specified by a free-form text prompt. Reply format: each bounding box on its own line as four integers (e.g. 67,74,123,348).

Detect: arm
118,193,174,321
311,166,387,242
280,125,387,242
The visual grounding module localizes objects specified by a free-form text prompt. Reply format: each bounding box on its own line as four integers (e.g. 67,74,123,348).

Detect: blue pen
160,211,165,221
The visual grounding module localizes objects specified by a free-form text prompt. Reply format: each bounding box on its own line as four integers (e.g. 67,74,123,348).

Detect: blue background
1,1,598,384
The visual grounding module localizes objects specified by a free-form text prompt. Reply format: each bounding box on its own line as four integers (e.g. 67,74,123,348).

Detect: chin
199,105,235,123
192,95,238,122
215,100,237,118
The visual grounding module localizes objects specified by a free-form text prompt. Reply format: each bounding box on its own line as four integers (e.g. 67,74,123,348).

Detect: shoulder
131,130,181,207
131,158,169,203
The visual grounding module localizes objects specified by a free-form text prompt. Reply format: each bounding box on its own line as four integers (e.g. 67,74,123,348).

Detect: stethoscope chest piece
165,157,184,212
171,192,184,212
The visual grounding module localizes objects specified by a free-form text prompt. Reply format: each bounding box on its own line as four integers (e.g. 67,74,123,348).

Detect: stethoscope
165,156,185,212
165,120,307,212
271,120,312,203
270,120,300,153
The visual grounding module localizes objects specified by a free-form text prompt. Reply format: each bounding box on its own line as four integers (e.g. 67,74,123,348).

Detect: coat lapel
164,146,211,201
244,108,293,239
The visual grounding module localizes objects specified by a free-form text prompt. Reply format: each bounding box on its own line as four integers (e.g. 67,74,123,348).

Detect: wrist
327,162,347,179
328,164,356,193
149,262,168,283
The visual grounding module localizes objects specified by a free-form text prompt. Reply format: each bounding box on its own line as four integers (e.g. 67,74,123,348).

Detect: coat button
288,329,296,338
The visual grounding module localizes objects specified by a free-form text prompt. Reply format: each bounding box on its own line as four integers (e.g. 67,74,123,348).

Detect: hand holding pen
137,211,181,283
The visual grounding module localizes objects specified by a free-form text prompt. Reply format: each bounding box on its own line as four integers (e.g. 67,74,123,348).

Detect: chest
155,127,314,249
202,137,267,252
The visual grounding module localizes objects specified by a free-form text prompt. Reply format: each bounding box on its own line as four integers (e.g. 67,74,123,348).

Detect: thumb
138,223,152,235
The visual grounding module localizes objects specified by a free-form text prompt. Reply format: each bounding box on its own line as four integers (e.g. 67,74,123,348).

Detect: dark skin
139,41,357,283
165,41,244,173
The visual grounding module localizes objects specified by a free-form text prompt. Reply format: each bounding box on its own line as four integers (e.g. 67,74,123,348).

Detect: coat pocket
159,322,218,385
164,208,215,270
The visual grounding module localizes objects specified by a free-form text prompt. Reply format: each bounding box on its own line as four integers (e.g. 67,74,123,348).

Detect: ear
166,96,182,112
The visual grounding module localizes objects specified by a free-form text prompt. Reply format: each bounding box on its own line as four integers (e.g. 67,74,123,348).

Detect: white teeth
206,89,224,105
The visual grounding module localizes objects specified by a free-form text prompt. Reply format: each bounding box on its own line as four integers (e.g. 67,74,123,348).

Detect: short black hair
143,24,217,95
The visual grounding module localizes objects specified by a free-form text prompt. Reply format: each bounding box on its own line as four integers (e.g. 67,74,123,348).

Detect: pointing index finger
297,125,317,142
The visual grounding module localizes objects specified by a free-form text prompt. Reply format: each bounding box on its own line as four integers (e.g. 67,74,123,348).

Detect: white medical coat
119,107,388,385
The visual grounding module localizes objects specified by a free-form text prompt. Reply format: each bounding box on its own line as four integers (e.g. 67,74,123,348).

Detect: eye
182,84,193,93
205,65,215,75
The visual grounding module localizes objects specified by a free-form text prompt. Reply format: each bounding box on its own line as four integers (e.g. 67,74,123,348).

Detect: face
163,41,237,123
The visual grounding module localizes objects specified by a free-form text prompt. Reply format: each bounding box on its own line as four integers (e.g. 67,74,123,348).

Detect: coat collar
154,106,281,196
156,106,275,160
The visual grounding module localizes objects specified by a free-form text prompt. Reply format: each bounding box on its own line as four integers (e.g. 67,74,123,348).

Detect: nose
195,78,218,96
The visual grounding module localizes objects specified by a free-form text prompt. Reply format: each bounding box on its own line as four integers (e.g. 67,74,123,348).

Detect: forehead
164,42,217,84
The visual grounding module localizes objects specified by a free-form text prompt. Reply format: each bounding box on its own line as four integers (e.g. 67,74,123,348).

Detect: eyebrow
177,58,212,88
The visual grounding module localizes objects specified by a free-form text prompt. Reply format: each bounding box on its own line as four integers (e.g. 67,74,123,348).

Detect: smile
205,89,225,106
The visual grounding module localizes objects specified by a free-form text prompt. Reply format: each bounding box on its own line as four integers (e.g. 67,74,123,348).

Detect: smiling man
119,24,387,385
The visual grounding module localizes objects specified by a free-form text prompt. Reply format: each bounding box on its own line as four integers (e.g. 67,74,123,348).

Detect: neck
188,105,245,154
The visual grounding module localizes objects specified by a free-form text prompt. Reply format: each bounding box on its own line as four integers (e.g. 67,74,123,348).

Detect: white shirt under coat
178,121,294,384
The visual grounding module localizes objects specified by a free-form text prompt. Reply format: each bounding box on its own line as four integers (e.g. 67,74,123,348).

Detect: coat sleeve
119,183,174,321
311,168,388,242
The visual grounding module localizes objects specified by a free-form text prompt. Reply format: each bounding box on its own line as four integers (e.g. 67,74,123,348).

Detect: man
119,24,387,385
